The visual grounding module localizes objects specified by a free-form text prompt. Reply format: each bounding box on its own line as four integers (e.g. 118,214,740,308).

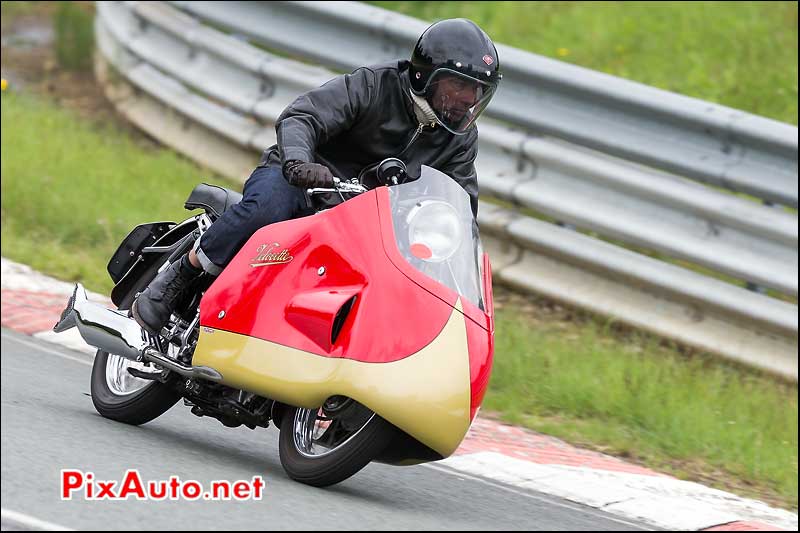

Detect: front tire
278,399,396,487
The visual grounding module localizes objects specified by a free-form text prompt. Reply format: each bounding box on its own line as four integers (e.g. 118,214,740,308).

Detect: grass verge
2,88,797,510
1,90,241,295
489,296,797,509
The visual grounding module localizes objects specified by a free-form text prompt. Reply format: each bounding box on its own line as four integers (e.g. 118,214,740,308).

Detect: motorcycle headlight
407,200,462,262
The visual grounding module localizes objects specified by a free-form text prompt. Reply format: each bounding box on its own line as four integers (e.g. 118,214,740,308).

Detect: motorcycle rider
132,18,502,336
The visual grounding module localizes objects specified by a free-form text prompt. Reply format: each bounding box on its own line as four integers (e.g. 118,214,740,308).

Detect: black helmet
409,18,502,135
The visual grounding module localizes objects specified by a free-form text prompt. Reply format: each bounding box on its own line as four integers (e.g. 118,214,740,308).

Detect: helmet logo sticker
483,55,494,65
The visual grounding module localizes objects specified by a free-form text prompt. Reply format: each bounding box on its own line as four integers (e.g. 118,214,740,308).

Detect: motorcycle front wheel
278,397,396,487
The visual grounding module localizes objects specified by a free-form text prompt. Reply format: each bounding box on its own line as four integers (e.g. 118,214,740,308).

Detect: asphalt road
1,329,655,531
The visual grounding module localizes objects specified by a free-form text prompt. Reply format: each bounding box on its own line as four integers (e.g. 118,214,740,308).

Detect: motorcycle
53,160,495,487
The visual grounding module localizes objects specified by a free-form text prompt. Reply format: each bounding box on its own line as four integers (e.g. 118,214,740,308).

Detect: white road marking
1,331,94,366
2,325,796,531
1,508,73,531
422,462,656,530
430,452,797,531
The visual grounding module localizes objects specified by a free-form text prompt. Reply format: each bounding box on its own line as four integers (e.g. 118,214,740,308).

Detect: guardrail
94,1,798,379
172,1,798,209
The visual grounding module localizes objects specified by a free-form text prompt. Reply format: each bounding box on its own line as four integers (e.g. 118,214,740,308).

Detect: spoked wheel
104,352,161,397
278,396,396,487
91,347,181,425
90,261,181,425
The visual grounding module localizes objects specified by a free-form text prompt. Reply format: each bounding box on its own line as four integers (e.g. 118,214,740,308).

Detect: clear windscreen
388,166,485,310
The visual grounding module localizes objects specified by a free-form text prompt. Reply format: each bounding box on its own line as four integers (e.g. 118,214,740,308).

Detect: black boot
132,254,203,335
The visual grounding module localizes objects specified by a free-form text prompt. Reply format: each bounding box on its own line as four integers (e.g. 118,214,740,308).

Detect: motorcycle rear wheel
90,260,181,425
278,399,395,487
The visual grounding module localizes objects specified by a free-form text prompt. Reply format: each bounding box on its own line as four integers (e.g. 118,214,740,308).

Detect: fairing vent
331,295,357,345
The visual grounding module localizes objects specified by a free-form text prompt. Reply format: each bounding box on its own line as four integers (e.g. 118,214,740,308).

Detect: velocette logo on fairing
250,243,294,267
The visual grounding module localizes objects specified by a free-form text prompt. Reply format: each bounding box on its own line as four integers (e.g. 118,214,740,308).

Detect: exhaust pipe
53,284,222,381
54,284,148,361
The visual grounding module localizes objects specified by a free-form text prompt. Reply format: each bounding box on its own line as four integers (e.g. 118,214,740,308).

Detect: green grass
2,89,797,509
0,0,40,18
1,2,94,71
54,2,94,71
1,90,240,295
370,1,798,125
488,306,798,507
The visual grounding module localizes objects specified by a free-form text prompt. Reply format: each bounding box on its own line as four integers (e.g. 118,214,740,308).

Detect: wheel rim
104,338,179,396
104,354,155,396
104,307,187,396
292,399,375,459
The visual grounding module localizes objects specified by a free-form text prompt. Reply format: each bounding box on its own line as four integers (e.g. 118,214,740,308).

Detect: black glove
283,160,335,188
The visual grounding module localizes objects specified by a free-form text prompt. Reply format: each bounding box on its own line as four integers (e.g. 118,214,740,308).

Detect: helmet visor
424,69,496,135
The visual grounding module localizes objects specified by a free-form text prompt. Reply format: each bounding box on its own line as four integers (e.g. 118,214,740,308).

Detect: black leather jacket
258,60,480,217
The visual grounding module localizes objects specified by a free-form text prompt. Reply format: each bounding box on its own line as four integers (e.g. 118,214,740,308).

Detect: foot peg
53,284,223,382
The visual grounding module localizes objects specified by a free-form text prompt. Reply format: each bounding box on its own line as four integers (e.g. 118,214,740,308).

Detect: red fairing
466,315,494,420
375,186,492,334
199,190,455,363
483,253,495,333
374,186,495,419
285,287,361,353
467,254,495,420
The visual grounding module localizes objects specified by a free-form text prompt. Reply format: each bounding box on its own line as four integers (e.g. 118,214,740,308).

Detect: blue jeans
194,165,313,274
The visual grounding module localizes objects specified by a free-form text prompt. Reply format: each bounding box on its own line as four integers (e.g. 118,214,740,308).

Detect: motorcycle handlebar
306,177,368,196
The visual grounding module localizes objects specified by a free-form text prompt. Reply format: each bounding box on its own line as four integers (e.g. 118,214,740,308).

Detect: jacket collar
397,61,419,124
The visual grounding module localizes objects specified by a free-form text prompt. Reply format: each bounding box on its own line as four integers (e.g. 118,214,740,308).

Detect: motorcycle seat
184,183,243,218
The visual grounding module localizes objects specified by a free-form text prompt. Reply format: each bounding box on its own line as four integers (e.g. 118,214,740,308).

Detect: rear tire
278,401,396,487
90,259,181,425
